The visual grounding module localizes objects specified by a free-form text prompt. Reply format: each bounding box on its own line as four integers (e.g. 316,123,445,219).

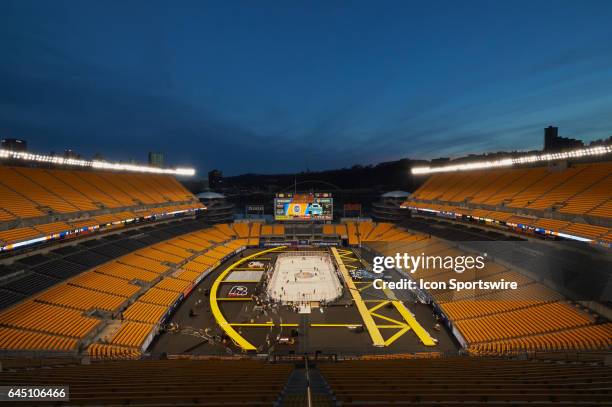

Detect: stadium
0,142,610,405
2,2,612,406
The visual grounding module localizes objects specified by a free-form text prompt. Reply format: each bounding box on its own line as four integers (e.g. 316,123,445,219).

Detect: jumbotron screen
274,192,333,221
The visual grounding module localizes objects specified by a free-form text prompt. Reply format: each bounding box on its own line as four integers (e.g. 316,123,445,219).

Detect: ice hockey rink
266,251,342,304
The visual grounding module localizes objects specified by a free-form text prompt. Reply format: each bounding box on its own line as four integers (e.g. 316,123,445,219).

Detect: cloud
1,5,612,175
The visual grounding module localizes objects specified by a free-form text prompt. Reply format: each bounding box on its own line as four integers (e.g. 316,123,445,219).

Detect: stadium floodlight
411,145,612,175
0,148,196,176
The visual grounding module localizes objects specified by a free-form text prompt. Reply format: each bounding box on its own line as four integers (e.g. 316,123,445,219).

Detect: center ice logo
228,286,248,297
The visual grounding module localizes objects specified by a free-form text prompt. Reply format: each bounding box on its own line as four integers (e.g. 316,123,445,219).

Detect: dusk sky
1,1,612,176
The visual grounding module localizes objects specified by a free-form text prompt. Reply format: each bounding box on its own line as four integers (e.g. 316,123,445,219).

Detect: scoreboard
274,192,333,221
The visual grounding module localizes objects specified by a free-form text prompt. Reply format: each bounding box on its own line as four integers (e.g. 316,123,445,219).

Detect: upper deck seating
0,165,202,249
403,162,612,243
408,162,612,224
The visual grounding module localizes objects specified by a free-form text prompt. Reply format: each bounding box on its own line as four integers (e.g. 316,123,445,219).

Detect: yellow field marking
339,254,356,261
217,297,252,301
366,288,423,346
220,280,261,283
210,246,286,351
344,264,357,269
310,323,363,328
370,312,406,327
229,322,299,328
383,326,411,346
377,324,408,329
338,255,359,262
358,282,373,292
367,300,390,313
331,247,384,347
392,301,436,346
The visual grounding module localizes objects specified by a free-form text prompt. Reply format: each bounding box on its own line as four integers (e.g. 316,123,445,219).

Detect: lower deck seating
88,343,141,360
345,221,422,244
0,359,292,406
470,323,612,354
36,284,126,312
364,228,610,354
261,225,273,236
320,358,612,405
0,301,100,338
1,220,608,359
0,223,251,354
248,223,262,246
109,321,154,348
232,222,250,238
455,302,593,343
122,301,168,324
0,327,78,351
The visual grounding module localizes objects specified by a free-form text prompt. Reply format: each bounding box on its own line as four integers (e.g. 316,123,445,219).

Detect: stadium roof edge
0,148,196,176
411,145,612,175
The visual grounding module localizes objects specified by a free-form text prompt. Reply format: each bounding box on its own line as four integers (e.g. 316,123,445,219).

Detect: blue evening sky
1,1,611,174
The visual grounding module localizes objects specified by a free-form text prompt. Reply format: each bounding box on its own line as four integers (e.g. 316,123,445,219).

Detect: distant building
589,136,612,147
544,126,584,152
208,169,223,191
148,152,165,168
1,138,27,152
64,149,80,159
544,126,558,150
431,157,450,165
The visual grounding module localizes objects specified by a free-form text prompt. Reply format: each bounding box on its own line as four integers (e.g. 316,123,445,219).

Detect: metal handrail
304,355,313,407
